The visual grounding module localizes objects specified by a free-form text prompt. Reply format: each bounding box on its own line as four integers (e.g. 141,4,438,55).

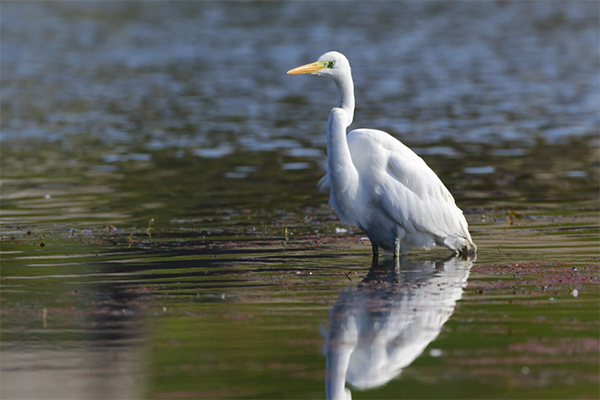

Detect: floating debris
429,349,443,357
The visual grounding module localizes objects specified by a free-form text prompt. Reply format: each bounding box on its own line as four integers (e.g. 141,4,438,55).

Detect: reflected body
325,256,473,399
288,52,476,257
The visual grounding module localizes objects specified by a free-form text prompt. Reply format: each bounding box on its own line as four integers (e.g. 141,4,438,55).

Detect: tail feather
443,236,477,256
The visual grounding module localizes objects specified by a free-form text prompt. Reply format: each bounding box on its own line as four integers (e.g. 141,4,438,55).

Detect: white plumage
288,51,476,257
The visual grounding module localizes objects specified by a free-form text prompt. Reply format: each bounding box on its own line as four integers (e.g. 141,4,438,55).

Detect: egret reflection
325,256,474,400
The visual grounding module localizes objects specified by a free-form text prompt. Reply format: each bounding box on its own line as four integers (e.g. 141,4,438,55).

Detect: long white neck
327,106,358,206
325,67,359,217
334,72,355,126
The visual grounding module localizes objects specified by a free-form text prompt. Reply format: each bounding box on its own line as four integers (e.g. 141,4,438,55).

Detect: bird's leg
371,243,379,262
393,256,401,283
394,238,401,259
371,253,379,269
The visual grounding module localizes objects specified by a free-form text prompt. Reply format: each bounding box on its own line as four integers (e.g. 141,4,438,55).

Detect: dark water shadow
0,261,145,399
325,255,474,400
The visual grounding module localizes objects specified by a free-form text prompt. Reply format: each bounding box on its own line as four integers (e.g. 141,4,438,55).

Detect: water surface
1,2,599,399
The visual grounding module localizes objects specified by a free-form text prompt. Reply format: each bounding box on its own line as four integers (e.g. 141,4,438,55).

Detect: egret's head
287,51,350,80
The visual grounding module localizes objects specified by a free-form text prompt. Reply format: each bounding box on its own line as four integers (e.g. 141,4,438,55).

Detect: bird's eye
327,61,335,68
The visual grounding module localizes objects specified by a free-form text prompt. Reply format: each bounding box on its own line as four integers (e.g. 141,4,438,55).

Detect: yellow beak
286,61,324,75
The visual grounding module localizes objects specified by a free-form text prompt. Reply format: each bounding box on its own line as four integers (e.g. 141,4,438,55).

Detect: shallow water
1,2,599,399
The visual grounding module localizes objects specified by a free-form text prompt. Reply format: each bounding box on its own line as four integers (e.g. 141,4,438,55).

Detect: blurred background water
1,1,599,399
2,1,598,148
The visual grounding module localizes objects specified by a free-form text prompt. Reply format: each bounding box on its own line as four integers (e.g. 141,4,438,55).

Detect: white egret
287,51,476,257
